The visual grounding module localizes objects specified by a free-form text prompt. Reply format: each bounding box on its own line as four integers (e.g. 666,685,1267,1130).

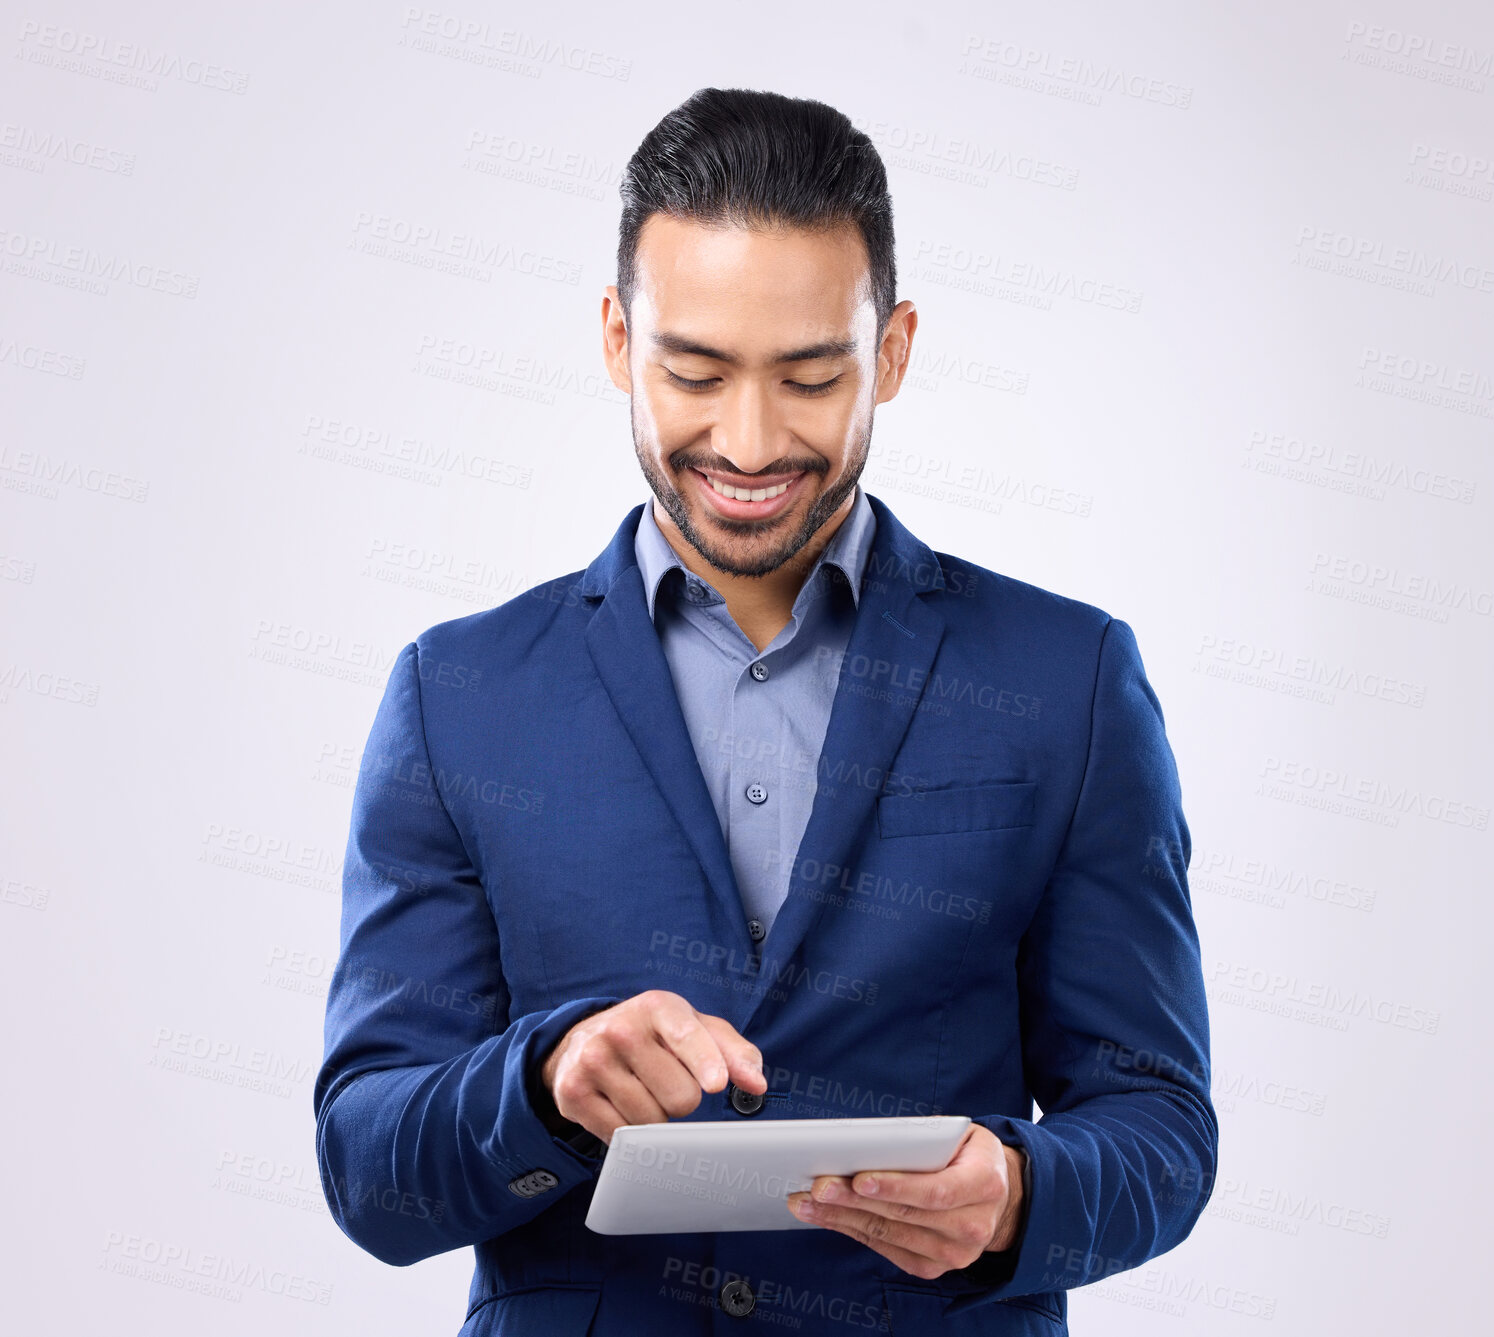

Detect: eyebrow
648,331,858,367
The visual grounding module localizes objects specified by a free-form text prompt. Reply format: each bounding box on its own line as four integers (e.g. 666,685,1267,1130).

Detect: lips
691,467,807,521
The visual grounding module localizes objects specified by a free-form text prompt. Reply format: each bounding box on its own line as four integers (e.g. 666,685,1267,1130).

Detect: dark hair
616,87,896,343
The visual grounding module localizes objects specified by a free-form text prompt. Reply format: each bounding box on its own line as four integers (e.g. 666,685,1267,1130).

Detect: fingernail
858,1177,879,1195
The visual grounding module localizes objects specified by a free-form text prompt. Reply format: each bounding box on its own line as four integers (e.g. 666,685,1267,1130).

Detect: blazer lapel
742,496,948,1026
580,509,757,969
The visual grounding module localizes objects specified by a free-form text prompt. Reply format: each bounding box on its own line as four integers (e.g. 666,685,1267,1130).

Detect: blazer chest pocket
877,780,1036,838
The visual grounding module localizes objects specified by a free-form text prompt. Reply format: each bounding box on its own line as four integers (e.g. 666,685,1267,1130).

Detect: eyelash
664,370,844,396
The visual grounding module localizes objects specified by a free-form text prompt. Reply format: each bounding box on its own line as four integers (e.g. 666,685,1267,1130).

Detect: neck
652,488,856,654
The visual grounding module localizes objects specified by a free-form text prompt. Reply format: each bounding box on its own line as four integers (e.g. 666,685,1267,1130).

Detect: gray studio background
2,1,1489,1332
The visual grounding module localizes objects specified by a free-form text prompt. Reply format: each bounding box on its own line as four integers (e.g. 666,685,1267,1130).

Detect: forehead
631,213,872,354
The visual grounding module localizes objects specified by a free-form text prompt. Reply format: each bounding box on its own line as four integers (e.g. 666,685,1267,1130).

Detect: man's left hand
785,1123,1025,1281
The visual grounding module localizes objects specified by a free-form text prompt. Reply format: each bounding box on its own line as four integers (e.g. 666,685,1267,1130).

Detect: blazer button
506,1168,559,1198
728,1083,764,1116
720,1278,756,1317
746,918,765,942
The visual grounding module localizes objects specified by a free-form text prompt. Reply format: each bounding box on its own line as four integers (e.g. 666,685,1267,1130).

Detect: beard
631,406,873,581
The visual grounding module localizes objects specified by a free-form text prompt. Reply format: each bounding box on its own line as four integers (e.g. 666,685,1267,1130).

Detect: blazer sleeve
940,616,1218,1312
312,640,624,1266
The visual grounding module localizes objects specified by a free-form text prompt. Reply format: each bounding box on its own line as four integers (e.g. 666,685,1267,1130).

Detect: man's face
604,214,911,580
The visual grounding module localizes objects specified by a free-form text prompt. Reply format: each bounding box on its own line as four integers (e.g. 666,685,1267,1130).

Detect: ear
875,300,918,404
601,285,632,394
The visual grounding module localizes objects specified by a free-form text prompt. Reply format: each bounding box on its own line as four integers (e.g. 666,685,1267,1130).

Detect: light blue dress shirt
632,484,878,943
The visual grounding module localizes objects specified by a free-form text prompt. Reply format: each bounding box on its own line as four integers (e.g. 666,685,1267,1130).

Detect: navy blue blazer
314,492,1217,1335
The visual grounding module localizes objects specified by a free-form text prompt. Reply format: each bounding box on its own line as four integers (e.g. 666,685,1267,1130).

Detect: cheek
831,375,876,428
630,386,665,439
792,385,864,437
816,400,870,458
640,388,713,442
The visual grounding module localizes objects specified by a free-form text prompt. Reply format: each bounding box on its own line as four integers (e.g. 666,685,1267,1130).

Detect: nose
712,381,789,476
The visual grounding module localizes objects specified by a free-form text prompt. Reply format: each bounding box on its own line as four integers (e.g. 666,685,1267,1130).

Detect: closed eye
663,370,719,391
788,375,843,396
664,369,845,396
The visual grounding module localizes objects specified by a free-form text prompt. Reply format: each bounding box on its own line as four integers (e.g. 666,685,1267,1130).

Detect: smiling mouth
688,467,808,522
698,471,798,502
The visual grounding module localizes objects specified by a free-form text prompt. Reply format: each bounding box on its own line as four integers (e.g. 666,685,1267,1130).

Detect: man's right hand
535,990,767,1146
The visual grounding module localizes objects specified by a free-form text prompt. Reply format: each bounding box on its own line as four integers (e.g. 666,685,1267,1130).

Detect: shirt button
729,1084,765,1116
746,918,765,942
720,1277,756,1317
745,783,767,805
749,661,769,681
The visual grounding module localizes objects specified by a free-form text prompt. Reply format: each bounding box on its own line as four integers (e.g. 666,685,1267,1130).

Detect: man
314,87,1216,1335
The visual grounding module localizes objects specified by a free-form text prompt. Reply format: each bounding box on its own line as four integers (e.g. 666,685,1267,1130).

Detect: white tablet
583,1115,971,1235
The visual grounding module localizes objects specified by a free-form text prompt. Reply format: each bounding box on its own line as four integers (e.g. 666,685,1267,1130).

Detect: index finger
644,998,761,1095
695,1011,767,1093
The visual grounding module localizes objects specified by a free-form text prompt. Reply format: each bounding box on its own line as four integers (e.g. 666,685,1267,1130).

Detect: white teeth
705,474,792,502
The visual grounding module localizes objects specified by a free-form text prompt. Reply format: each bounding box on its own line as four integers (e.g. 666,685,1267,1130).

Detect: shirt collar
633,482,877,623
